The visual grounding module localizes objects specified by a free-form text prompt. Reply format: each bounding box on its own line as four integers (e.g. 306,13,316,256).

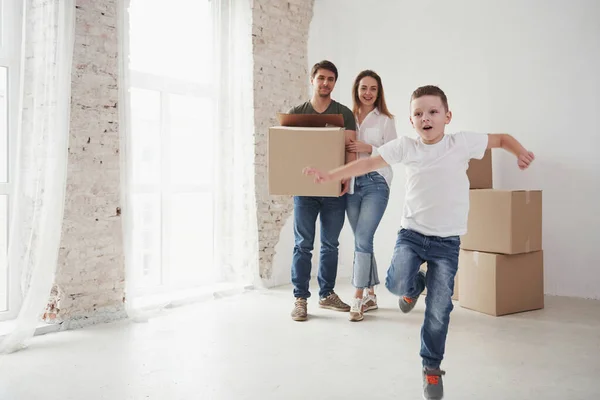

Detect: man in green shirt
288,60,357,321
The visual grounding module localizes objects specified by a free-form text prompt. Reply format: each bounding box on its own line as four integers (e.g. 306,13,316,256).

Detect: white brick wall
253,0,315,280
46,0,126,326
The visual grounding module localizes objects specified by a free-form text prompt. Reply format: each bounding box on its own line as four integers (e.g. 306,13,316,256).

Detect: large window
0,0,22,321
126,0,215,296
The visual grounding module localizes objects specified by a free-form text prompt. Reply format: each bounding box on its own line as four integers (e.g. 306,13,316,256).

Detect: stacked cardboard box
459,150,544,316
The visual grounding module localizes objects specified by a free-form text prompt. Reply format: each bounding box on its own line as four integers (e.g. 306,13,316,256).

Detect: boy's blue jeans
385,228,460,369
291,195,346,299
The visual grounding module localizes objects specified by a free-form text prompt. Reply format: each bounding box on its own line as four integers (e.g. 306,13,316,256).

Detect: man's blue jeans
385,228,460,369
291,195,346,299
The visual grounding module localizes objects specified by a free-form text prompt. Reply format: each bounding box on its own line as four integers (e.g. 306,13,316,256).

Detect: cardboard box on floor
467,149,492,189
420,263,459,301
459,249,544,316
461,189,542,254
268,113,346,197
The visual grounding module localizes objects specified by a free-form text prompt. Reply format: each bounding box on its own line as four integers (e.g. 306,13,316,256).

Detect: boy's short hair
311,60,338,81
411,85,449,111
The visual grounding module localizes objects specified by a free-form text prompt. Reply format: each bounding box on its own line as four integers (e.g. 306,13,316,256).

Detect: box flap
467,149,492,189
270,126,343,132
277,113,345,128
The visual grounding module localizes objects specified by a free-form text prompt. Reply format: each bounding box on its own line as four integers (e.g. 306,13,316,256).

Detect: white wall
299,0,600,299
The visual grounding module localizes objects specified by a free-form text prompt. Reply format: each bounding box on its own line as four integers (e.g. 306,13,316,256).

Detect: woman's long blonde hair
352,70,393,119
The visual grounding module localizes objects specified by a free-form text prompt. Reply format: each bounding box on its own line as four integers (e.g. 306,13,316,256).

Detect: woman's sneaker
348,297,364,321
362,293,378,312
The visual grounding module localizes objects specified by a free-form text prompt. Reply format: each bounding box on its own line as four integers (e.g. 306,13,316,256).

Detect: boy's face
311,69,336,98
409,95,452,144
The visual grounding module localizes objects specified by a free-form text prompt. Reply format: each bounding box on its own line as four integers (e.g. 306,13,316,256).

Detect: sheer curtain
117,0,138,317
0,0,75,353
119,0,258,316
212,0,259,288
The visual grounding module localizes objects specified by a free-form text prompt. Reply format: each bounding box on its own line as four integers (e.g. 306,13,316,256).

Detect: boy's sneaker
291,298,307,321
399,271,426,313
399,295,420,313
362,293,378,312
348,297,364,322
422,368,445,400
319,292,351,312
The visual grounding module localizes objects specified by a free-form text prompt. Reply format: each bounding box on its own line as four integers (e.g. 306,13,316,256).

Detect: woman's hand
346,139,372,154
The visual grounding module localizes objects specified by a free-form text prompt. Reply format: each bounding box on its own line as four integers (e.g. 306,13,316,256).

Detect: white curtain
212,0,259,287
0,0,75,353
117,0,148,319
117,0,133,316
119,0,258,317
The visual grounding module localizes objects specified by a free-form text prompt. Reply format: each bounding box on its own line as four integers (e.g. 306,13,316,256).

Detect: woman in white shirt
345,70,397,321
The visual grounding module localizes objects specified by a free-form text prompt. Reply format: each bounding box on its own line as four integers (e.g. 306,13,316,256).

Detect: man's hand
517,150,535,170
340,178,350,196
303,167,332,183
346,139,372,154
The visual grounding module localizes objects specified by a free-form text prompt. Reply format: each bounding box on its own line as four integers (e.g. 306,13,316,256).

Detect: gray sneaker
399,271,426,313
422,368,445,400
319,292,351,312
291,298,307,321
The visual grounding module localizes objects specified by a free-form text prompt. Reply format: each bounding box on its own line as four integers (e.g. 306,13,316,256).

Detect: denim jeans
291,195,346,299
346,172,389,289
385,228,460,369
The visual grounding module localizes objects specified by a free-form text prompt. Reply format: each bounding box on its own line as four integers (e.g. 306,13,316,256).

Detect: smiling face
311,68,336,98
357,76,378,107
410,94,452,144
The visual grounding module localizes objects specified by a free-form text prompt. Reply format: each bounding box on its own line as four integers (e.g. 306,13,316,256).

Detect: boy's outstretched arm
303,156,389,184
487,133,535,170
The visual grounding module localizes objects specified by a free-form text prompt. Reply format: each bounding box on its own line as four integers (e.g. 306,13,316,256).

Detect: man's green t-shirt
288,100,357,131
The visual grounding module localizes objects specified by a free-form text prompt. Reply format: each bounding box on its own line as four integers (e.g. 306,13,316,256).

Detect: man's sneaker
422,368,445,400
319,292,351,312
291,298,307,321
362,293,378,312
348,297,364,321
399,271,426,313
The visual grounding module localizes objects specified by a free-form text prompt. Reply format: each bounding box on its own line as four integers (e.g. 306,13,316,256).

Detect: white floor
0,282,599,400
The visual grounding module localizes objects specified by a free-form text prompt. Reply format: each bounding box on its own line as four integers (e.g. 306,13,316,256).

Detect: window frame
0,0,24,321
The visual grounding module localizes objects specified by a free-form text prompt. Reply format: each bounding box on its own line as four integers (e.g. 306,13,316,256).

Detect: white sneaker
362,293,378,312
348,297,364,321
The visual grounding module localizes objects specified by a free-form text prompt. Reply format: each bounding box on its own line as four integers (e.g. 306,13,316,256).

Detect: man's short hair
311,60,338,81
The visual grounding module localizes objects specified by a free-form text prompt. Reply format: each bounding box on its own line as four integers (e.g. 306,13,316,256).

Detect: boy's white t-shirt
377,132,489,237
